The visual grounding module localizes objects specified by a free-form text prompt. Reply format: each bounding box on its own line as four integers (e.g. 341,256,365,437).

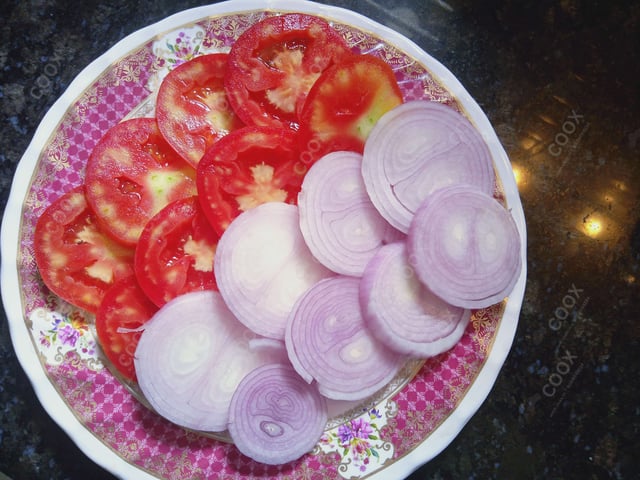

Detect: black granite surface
1,0,638,479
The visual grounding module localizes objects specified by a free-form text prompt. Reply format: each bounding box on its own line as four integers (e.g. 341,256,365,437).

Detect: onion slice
134,290,284,432
214,202,332,339
298,151,403,276
360,242,471,357
407,184,522,309
228,363,328,465
285,276,405,401
362,100,495,233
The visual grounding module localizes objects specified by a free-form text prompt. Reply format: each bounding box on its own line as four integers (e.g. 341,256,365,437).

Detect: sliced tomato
224,13,353,130
33,186,135,313
134,196,219,307
196,126,304,235
95,275,158,381
156,53,244,168
298,54,404,163
85,117,197,246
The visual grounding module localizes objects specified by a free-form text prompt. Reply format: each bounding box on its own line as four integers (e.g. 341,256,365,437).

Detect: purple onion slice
285,275,405,401
228,363,328,465
362,100,495,233
360,241,471,357
298,150,403,276
407,184,522,309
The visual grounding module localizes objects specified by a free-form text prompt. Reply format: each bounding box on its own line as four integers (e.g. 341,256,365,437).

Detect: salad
31,12,521,466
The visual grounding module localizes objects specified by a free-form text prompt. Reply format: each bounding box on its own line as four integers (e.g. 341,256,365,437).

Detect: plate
0,1,527,479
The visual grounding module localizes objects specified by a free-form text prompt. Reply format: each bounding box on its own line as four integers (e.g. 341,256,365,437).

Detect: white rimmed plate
0,1,526,479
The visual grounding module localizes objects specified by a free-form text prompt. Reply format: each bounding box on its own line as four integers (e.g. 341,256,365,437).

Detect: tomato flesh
299,54,404,163
156,53,244,168
85,117,197,246
196,126,304,235
134,196,219,307
95,276,158,381
33,186,135,313
224,13,353,130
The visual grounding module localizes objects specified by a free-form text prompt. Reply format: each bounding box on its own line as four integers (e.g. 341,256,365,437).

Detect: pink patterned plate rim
0,1,527,479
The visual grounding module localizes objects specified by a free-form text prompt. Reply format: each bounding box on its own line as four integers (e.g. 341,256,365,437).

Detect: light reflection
538,114,557,126
512,165,523,185
581,213,604,238
520,131,544,153
552,95,571,107
520,137,536,151
585,219,602,236
615,181,628,192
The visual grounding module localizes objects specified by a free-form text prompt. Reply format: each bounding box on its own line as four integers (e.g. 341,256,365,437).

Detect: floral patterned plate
0,1,527,479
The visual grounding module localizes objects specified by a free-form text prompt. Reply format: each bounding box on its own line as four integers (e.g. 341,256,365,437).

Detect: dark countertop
1,1,638,479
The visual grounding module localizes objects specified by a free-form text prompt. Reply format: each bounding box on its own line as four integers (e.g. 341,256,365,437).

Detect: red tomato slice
134,196,219,307
156,53,244,168
298,54,404,163
224,13,353,130
33,186,135,313
95,275,158,381
196,126,303,235
85,117,197,246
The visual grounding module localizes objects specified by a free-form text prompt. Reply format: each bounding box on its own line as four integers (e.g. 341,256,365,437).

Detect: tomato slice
85,117,197,246
95,275,158,381
134,196,219,307
298,54,404,163
156,53,244,168
196,126,304,235
224,13,353,130
33,186,135,313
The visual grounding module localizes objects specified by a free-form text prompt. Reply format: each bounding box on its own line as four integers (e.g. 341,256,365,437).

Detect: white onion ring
134,290,283,432
360,242,471,357
214,202,332,339
362,100,495,233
